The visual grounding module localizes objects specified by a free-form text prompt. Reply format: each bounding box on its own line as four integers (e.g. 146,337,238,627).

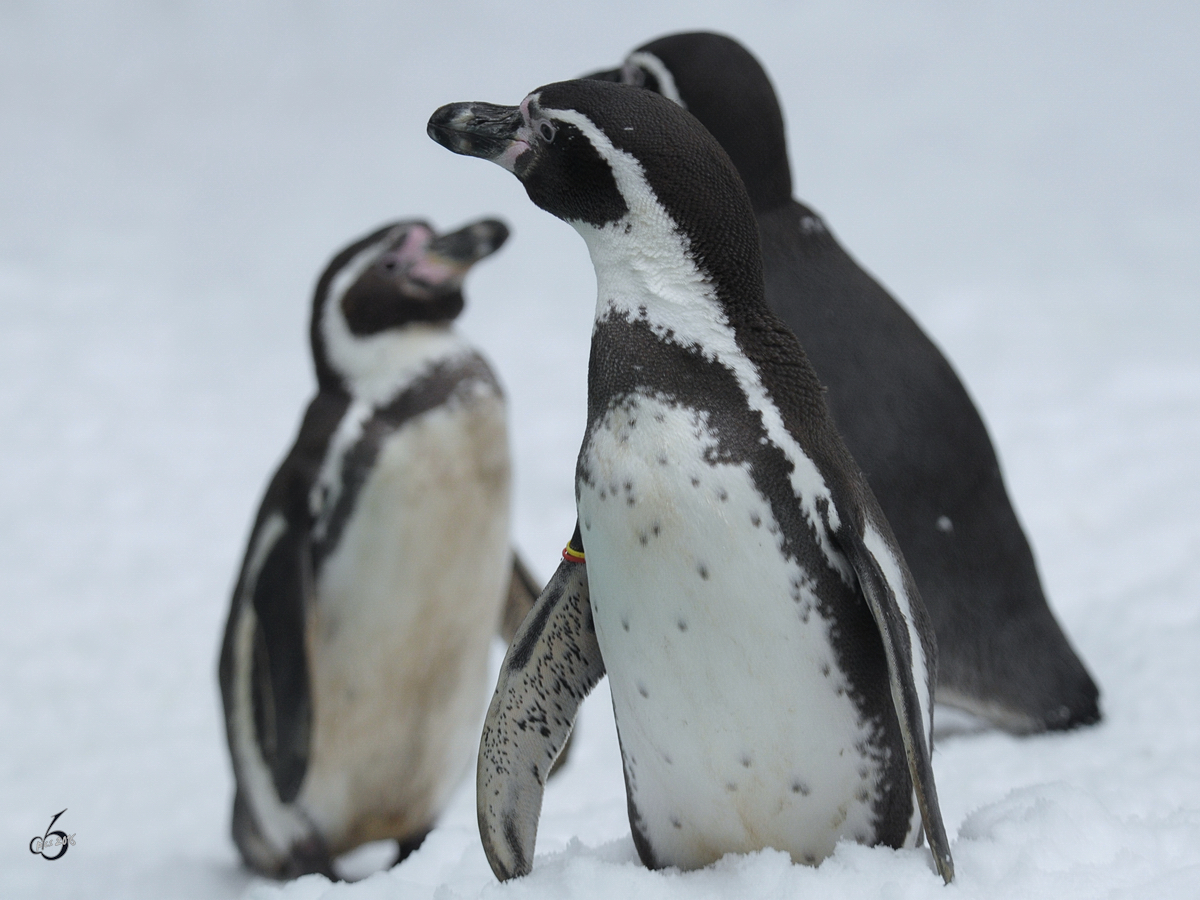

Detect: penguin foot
281,836,336,880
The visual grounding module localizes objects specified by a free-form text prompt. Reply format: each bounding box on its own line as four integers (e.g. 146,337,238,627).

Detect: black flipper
839,512,954,884
477,529,604,880
249,518,316,804
217,392,350,877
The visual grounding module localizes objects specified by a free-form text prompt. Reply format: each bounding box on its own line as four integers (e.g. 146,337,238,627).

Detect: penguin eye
538,121,557,143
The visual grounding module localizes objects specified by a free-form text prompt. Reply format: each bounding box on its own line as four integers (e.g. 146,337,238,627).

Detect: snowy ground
2,2,1198,898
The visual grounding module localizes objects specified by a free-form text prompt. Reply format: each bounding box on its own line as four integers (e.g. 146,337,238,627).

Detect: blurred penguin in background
218,217,543,878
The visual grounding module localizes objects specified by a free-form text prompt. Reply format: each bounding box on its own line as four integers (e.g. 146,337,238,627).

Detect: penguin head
427,79,764,318
311,218,508,390
586,32,792,213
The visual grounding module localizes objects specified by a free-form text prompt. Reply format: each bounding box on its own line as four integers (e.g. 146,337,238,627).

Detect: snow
1,1,1198,898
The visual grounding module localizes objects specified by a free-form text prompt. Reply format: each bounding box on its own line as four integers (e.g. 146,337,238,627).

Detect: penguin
587,32,1100,733
217,217,543,878
428,80,954,883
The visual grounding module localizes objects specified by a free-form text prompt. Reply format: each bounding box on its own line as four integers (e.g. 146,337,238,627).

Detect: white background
2,2,1197,898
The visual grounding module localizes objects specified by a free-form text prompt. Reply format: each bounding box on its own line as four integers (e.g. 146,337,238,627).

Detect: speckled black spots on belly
636,520,665,547
582,314,915,849
791,779,811,796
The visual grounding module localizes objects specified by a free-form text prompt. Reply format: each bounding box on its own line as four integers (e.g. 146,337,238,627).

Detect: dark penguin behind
590,32,1100,733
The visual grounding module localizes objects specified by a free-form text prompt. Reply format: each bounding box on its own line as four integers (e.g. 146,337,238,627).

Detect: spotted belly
300,392,511,852
578,392,885,869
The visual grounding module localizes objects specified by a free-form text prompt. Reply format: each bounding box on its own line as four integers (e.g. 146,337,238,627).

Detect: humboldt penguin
429,79,954,883
218,218,542,878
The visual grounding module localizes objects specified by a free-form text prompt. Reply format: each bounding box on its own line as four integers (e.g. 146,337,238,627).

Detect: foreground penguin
589,32,1100,733
429,80,954,883
218,218,542,878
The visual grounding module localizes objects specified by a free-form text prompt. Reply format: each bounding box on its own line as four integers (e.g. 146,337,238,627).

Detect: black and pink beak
388,218,509,294
427,101,535,175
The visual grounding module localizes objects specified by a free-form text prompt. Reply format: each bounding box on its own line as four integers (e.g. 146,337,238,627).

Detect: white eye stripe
625,51,685,108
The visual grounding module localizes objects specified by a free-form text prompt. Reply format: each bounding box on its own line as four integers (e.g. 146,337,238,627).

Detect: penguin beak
427,102,533,174
409,219,510,290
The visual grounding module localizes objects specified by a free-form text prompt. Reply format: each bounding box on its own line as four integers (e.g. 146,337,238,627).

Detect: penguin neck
574,212,768,402
316,300,468,408
579,217,720,329
573,201,771,373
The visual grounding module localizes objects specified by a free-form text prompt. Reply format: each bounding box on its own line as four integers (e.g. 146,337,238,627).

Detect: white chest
299,388,512,848
578,391,881,869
